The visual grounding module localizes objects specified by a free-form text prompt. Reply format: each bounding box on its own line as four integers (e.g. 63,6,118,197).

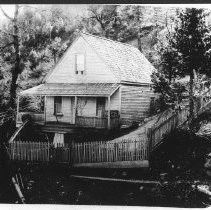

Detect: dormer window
75,54,85,75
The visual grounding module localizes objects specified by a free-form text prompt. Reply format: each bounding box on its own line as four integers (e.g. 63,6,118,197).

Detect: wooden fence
9,141,50,162
72,139,148,164
146,88,211,151
9,138,148,164
9,141,71,163
147,108,189,150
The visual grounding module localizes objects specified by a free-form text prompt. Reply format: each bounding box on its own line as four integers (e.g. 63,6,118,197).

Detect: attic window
75,54,85,75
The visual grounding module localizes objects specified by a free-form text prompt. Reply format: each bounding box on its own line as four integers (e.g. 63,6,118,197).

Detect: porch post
108,96,111,129
44,96,46,123
73,96,77,124
16,95,20,124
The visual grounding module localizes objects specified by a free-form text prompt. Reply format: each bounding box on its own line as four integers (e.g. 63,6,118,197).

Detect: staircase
37,122,75,133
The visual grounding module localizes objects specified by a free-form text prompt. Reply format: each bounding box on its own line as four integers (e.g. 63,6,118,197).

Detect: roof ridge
80,32,139,50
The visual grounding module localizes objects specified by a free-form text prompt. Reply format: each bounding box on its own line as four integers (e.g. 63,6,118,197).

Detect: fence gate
50,143,71,163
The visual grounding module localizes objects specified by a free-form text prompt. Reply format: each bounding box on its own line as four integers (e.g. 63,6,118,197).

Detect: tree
81,5,125,41
0,5,22,108
152,8,209,119
0,5,76,111
118,5,145,49
151,71,186,112
171,8,208,122
151,20,186,112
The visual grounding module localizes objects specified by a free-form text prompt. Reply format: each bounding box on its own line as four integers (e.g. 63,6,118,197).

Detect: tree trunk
53,52,57,64
137,33,142,52
9,71,19,109
8,5,20,109
189,70,195,125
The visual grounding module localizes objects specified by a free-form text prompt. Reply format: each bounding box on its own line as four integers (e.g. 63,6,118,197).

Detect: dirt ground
0,163,206,207
1,112,211,206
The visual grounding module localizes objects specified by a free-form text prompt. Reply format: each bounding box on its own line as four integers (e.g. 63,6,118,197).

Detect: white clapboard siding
110,88,120,111
45,96,54,122
77,97,96,117
46,37,118,84
46,96,72,123
120,85,156,124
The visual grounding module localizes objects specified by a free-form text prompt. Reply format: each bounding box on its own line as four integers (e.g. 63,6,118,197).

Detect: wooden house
17,33,156,143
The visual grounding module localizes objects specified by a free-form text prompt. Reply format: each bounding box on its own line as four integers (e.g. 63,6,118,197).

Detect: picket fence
11,90,211,165
72,139,148,164
9,138,149,164
147,108,189,150
147,89,211,151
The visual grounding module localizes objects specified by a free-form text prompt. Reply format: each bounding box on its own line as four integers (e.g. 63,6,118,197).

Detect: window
96,97,106,117
75,54,85,75
54,96,62,115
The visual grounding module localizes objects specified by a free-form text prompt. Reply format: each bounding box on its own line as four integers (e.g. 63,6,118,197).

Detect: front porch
17,83,121,132
16,112,120,130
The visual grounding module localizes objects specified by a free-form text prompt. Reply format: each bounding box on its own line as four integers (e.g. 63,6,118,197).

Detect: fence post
71,141,74,164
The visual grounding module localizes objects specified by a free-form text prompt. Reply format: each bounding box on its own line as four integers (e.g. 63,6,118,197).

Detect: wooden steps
36,122,75,133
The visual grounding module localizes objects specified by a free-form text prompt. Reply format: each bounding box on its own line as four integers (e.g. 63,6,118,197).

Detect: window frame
75,53,85,75
54,96,63,116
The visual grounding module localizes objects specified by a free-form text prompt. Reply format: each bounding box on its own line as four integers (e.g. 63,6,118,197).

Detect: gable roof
19,83,120,97
44,33,155,85
80,33,155,84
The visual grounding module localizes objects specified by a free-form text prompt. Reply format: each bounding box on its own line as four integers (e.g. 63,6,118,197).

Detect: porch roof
19,83,120,97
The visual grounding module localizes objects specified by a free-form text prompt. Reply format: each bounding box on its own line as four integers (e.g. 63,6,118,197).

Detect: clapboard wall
46,96,72,123
120,85,156,125
76,97,96,117
46,36,117,84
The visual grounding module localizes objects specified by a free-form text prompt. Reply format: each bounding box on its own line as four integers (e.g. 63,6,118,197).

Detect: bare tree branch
0,6,14,21
0,42,14,49
0,28,18,37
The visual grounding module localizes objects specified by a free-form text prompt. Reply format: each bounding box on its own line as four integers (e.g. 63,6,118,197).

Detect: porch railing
17,113,120,129
17,112,45,123
75,116,120,129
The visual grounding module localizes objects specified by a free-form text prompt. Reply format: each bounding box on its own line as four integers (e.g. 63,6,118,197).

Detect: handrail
9,120,29,143
147,108,189,151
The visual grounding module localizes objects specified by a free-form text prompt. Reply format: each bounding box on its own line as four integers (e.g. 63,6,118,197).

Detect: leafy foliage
152,8,211,116
151,71,186,111
0,5,210,119
0,6,77,111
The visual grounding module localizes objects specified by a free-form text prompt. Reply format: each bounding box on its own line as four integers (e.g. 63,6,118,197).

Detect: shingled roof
20,83,120,96
81,33,155,84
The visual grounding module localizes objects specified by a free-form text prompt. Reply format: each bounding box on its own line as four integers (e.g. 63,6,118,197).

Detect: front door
96,97,106,117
